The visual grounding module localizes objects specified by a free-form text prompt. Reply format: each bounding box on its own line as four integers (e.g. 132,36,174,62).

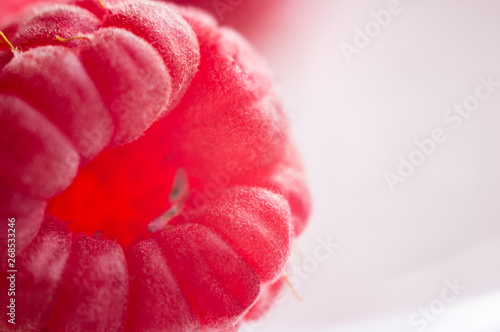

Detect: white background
238,1,500,331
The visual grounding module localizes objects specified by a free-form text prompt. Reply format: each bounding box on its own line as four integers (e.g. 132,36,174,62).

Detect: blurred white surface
240,1,500,331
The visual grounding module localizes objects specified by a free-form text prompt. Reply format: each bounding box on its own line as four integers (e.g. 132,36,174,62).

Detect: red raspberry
0,1,311,330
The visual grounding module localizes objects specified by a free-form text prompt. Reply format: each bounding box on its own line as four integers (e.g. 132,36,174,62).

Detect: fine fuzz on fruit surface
0,1,312,331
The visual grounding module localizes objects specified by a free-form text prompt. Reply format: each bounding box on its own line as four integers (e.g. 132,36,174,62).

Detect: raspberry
0,182,46,270
0,1,311,331
49,233,128,331
126,238,198,331
101,1,199,109
77,27,172,146
155,224,260,328
171,187,292,283
0,94,80,197
3,218,73,331
9,5,102,49
244,278,285,321
165,8,287,180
